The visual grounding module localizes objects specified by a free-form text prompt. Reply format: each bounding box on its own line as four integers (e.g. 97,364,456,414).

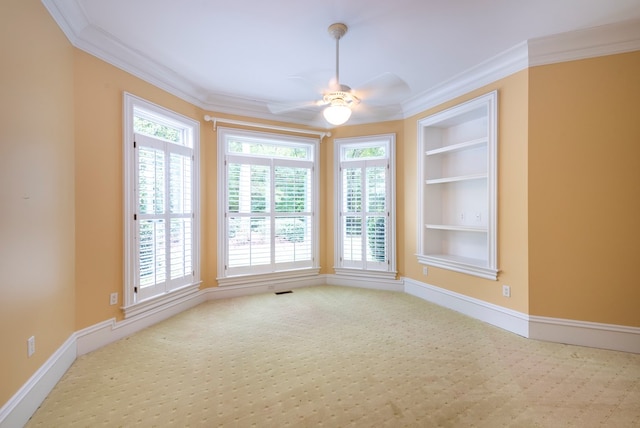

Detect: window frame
217,127,320,286
334,134,397,279
123,93,201,317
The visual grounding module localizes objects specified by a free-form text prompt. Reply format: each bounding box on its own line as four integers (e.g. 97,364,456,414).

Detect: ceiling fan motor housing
323,89,360,107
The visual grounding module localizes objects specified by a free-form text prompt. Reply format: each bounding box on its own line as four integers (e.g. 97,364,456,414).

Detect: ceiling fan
268,22,410,126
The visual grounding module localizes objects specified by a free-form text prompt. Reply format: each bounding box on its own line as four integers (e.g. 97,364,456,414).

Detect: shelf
417,90,498,280
425,173,487,184
417,253,498,281
426,224,487,233
425,137,487,156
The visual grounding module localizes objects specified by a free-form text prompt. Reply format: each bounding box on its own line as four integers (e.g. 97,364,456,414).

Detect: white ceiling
43,0,640,128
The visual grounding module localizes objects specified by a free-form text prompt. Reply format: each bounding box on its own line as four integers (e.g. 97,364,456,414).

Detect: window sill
333,268,397,281
122,282,202,319
217,268,321,288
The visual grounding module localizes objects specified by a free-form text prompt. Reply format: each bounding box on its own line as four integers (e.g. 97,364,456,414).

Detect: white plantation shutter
340,160,388,270
227,159,271,273
225,157,313,276
218,128,318,281
342,166,362,265
135,133,194,301
274,164,312,268
365,166,387,267
169,151,193,282
335,134,396,276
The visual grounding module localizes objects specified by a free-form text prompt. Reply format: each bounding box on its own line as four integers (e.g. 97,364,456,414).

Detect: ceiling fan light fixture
322,90,359,126
323,102,352,126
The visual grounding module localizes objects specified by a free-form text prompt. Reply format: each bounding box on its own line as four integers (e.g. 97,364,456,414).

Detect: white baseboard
403,277,640,354
403,278,530,337
76,290,205,356
326,273,404,292
203,274,326,300
4,276,639,427
529,315,640,354
0,336,76,428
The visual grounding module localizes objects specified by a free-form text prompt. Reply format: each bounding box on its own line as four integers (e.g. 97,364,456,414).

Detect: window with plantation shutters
218,128,319,284
135,133,194,300
335,135,396,278
123,93,200,314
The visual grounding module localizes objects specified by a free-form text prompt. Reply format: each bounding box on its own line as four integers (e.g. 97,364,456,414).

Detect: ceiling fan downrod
328,23,348,88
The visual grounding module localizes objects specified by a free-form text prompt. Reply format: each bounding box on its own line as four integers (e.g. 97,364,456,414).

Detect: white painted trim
122,93,202,312
0,336,76,428
3,276,639,427
403,277,640,354
528,17,640,67
416,91,499,280
121,283,201,319
216,127,321,281
333,133,397,275
333,268,398,281
401,18,640,118
203,275,327,300
204,116,331,140
403,42,528,118
403,278,529,337
76,289,205,356
216,269,322,288
529,315,640,354
327,273,404,292
42,1,640,128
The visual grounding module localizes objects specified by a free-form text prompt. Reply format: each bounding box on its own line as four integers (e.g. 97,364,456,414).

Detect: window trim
333,134,397,279
217,127,320,286
123,92,201,316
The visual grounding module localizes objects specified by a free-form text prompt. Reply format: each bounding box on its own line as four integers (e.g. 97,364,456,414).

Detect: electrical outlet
110,292,118,305
422,267,428,275
27,336,35,357
502,285,511,298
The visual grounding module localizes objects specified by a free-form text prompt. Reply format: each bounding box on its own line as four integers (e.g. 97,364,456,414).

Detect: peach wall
0,0,76,406
528,52,640,326
402,71,530,313
73,51,209,329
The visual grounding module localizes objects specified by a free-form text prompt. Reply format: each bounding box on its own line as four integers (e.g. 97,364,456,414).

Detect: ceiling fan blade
267,100,322,115
285,69,334,95
351,102,404,121
353,72,410,105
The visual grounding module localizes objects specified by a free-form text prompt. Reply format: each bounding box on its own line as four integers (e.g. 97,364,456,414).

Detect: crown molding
40,0,88,43
528,17,640,67
402,41,529,118
42,0,640,126
403,18,640,118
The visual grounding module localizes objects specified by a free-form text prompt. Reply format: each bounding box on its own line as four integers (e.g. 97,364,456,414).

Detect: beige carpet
26,286,640,427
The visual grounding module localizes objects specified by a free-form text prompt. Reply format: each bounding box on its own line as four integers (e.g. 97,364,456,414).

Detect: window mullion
361,162,368,269
270,159,276,268
163,141,171,292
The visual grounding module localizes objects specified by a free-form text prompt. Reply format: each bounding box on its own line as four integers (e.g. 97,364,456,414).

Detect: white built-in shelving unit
417,91,498,280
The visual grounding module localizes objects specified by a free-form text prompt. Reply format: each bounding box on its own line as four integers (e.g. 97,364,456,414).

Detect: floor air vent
275,290,293,295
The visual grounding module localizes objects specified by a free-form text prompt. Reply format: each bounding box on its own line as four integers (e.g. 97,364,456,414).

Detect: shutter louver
134,133,195,301
224,138,315,276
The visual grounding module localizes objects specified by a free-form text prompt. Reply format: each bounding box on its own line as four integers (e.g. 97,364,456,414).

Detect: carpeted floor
26,285,640,427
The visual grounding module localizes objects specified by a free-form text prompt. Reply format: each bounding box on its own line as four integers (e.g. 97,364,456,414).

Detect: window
123,93,200,315
217,127,320,285
334,134,396,278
